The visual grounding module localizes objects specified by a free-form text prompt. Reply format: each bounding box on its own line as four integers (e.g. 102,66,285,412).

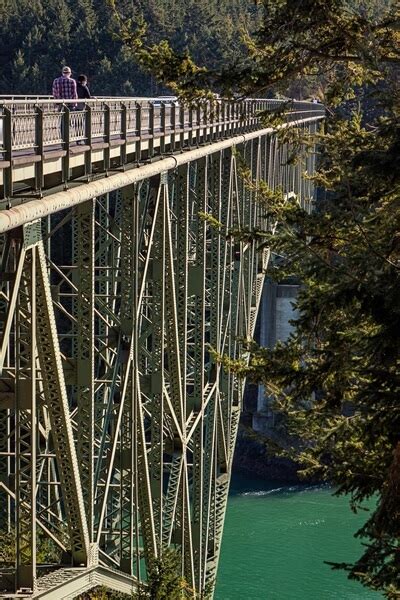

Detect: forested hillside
0,0,257,96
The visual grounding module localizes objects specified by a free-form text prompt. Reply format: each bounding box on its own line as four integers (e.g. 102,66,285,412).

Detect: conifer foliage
0,0,254,96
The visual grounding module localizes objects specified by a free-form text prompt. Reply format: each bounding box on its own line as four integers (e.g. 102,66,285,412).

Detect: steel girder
0,129,317,599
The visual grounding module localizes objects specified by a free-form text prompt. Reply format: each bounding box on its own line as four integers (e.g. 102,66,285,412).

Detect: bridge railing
0,97,324,200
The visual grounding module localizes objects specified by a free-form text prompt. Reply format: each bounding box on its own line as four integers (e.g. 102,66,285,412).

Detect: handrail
0,96,176,105
0,95,323,104
0,115,325,234
0,97,324,202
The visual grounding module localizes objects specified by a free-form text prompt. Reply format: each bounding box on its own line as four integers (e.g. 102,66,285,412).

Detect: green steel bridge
0,96,324,599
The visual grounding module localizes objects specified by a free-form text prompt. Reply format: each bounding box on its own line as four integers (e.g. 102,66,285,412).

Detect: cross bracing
0,97,323,599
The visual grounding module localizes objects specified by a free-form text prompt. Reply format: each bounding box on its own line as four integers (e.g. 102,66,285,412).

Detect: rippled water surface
215,476,381,600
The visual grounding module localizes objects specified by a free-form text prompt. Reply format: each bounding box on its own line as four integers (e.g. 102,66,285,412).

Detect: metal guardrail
0,97,324,201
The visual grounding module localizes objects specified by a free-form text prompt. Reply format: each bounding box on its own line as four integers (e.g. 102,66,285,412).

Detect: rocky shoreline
232,424,303,484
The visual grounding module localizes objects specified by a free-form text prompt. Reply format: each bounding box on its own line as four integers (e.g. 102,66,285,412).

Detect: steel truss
0,122,319,599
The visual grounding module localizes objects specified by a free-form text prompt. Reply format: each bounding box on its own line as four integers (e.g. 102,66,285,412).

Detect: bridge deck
0,97,324,206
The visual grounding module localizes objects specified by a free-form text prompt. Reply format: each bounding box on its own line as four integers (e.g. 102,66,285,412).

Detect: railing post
235,100,239,132
196,103,201,147
3,107,13,202
180,104,185,149
135,101,142,164
148,101,154,159
121,102,127,168
239,101,244,132
188,104,194,147
85,103,92,180
104,103,111,173
170,101,176,152
35,105,44,194
246,100,250,131
203,102,208,143
221,101,226,138
209,100,214,141
62,104,70,188
215,101,221,141
227,101,232,136
160,102,166,155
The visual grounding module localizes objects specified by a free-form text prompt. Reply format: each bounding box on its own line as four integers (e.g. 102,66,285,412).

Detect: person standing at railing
52,66,78,141
52,66,78,103
75,75,92,144
76,75,92,110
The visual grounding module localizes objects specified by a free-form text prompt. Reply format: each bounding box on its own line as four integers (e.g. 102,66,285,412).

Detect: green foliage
0,0,255,96
0,529,14,565
75,586,130,599
133,548,208,599
0,526,63,565
198,211,223,230
108,0,262,101
111,0,399,102
216,8,399,597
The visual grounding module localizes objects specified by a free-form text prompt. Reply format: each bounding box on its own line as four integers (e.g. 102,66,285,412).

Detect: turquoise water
215,476,382,600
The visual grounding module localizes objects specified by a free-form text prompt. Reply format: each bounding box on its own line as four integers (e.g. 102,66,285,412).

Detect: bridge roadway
0,97,324,599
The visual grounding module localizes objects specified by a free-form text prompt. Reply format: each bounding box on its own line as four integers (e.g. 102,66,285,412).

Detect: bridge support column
74,200,95,542
15,229,37,592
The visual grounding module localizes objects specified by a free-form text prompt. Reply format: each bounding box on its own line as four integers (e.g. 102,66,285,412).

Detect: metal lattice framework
0,97,322,599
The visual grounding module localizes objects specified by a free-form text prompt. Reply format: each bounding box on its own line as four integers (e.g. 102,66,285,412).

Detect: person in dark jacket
77,75,91,110
76,75,92,144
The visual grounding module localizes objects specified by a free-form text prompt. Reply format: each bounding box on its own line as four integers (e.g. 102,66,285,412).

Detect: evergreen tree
132,548,210,599
0,0,254,95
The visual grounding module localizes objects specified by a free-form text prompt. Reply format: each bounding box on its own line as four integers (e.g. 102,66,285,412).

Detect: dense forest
0,0,390,98
0,0,258,96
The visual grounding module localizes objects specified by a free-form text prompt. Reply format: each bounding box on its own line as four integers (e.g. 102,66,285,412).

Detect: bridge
0,96,324,599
